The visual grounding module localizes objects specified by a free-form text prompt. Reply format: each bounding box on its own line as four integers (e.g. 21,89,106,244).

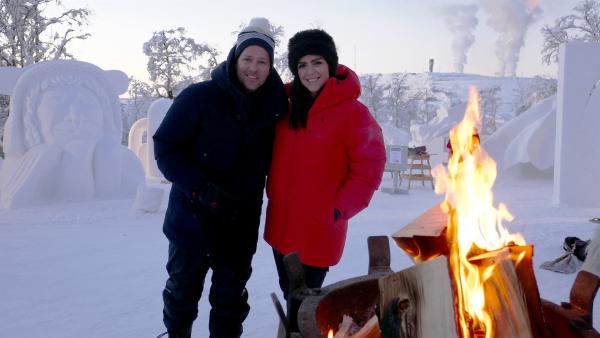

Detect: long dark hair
288,76,317,130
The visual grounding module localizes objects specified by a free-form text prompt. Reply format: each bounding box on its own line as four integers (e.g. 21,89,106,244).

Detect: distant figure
447,129,480,157
0,60,143,208
265,29,386,303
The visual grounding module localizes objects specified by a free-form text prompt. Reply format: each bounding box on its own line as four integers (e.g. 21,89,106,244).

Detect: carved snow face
38,85,104,146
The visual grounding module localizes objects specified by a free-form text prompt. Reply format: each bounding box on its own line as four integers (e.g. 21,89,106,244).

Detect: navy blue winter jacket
153,47,287,254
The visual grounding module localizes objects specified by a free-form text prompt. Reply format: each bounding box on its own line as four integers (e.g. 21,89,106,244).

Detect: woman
265,29,386,299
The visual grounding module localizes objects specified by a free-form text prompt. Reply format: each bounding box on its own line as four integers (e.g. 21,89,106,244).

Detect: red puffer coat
264,65,386,267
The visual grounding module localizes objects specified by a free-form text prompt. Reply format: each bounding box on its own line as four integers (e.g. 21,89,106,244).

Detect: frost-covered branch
541,0,600,64
143,27,219,99
0,0,90,67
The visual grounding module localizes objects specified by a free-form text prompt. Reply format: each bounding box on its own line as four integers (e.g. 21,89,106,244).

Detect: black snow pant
272,249,329,300
273,249,328,333
163,240,254,338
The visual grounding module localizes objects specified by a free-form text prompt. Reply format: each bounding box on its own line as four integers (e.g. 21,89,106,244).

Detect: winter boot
157,325,192,338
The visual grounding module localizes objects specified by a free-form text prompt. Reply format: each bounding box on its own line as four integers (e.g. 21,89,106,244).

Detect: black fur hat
287,29,338,78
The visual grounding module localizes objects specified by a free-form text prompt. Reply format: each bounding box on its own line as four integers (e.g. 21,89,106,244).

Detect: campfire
379,86,540,338
278,86,600,338
433,86,528,337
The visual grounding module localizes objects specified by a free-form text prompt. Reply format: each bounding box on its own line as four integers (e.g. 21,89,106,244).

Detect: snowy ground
1,171,599,337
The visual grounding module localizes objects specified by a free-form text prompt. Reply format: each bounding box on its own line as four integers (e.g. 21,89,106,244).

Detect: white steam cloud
439,4,479,73
480,0,542,77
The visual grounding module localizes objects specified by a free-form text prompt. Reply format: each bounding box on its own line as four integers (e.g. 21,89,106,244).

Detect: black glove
334,208,343,222
193,182,240,225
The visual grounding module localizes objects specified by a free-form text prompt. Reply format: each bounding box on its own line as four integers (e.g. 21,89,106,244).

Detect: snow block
553,42,600,207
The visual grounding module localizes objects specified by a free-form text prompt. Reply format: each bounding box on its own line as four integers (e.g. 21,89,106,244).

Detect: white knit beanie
235,17,275,64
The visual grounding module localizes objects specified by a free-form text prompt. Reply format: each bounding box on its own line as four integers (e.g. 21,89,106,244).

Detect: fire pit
283,233,600,338
294,236,392,337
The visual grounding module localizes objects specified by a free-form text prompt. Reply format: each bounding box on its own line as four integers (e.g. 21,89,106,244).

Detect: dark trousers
272,249,329,299
163,241,253,338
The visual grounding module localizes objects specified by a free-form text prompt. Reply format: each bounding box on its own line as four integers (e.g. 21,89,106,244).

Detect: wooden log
392,203,449,262
378,256,458,338
352,315,380,338
379,248,547,338
469,245,551,338
469,248,533,338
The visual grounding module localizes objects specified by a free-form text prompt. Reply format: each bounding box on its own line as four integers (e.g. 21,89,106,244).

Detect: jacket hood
211,46,288,121
211,46,242,99
307,64,361,114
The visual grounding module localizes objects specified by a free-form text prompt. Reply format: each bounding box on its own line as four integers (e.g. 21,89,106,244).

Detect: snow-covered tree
143,27,219,99
0,94,8,157
360,74,387,121
514,76,557,115
121,77,155,144
478,86,501,135
541,0,600,64
386,73,420,130
0,0,90,67
126,78,154,118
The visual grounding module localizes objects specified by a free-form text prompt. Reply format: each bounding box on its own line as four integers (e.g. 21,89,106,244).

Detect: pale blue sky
62,0,576,81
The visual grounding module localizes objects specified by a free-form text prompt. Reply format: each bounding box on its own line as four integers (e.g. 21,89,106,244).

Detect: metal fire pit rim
296,271,391,337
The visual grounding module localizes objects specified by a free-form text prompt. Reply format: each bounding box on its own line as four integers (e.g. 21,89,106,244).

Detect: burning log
392,203,448,262
468,247,535,338
330,314,380,338
378,256,457,338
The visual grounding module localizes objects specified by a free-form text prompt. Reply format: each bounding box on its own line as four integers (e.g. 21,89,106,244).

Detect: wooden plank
392,203,447,237
392,203,449,262
378,256,458,338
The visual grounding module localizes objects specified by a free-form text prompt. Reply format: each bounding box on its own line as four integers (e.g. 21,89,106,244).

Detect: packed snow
1,174,599,337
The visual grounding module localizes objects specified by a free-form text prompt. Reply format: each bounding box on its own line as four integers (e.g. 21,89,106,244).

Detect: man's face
236,45,270,92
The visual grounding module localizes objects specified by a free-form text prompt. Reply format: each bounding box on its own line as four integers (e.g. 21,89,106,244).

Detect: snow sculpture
128,117,149,171
132,184,165,213
553,42,600,207
483,95,556,174
127,98,171,179
0,60,144,208
147,99,171,179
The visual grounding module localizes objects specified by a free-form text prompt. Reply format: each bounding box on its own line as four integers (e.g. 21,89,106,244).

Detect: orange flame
328,329,334,338
432,86,525,337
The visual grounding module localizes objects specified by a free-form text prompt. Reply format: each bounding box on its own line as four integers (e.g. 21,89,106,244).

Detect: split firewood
331,314,381,338
391,203,449,262
333,315,354,338
470,250,533,338
378,256,458,338
351,314,380,338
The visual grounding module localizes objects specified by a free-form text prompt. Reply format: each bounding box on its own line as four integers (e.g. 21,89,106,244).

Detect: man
154,18,287,338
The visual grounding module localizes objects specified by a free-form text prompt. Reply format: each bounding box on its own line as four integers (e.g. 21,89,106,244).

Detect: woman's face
38,85,104,146
297,55,330,97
